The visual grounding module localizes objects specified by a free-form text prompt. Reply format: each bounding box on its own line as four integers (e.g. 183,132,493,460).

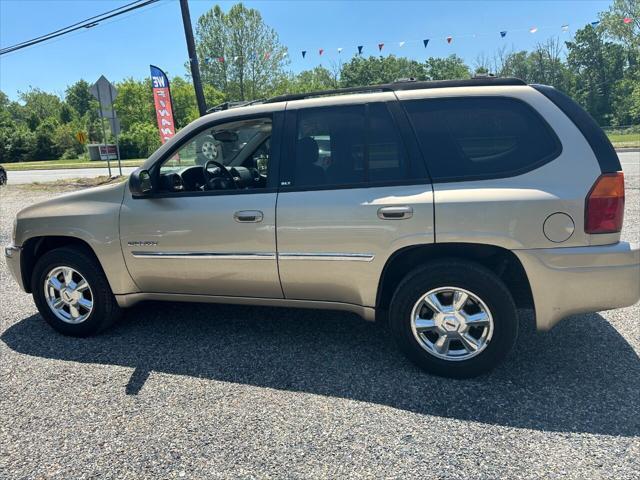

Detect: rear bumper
515,242,640,330
5,244,25,291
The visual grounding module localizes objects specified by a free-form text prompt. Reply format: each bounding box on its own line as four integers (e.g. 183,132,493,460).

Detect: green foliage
195,3,288,101
118,122,161,159
424,55,471,80
65,80,96,118
341,56,426,86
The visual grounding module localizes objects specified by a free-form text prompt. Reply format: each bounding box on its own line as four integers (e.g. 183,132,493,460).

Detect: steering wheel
203,159,237,190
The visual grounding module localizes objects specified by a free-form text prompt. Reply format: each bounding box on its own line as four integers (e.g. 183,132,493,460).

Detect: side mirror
129,169,154,197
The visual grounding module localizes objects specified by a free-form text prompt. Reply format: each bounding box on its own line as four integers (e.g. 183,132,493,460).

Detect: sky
0,0,612,101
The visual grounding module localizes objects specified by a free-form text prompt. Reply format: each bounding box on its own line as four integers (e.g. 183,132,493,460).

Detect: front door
120,113,283,298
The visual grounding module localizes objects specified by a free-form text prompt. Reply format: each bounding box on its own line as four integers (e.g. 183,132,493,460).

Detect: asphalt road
3,150,639,185
0,160,639,478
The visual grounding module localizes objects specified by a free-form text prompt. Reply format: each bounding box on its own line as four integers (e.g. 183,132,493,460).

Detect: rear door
275,94,435,308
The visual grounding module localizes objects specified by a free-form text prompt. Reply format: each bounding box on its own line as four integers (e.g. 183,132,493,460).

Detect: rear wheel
32,247,121,336
389,259,518,378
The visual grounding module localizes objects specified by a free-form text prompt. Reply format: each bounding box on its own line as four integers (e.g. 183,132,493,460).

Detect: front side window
158,117,272,192
403,97,561,181
291,103,409,188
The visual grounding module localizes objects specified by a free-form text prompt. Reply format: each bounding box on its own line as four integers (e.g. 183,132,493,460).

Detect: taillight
585,172,625,234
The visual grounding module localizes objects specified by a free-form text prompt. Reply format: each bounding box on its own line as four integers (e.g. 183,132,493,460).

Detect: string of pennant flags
203,16,635,64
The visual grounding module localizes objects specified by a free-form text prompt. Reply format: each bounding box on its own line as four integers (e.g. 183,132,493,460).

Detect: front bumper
515,241,640,330
5,244,25,291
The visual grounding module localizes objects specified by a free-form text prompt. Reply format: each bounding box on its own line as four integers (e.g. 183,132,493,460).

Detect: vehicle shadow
2,302,639,437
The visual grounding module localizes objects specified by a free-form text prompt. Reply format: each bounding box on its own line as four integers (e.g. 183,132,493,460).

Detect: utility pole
180,0,207,116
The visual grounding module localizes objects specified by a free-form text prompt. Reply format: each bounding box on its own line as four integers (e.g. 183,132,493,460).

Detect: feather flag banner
423,39,429,47
446,36,452,44
357,45,363,55
302,50,306,58
529,26,538,33
500,31,507,38
378,43,384,51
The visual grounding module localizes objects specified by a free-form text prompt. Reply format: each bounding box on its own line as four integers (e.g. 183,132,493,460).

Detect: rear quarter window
403,97,562,182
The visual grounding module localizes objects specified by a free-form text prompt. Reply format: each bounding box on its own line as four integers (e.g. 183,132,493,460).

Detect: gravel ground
1,170,639,479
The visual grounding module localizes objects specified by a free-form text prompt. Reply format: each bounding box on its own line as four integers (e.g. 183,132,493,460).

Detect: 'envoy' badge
127,241,158,247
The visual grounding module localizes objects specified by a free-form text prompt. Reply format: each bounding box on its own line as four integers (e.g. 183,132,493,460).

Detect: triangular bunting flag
378,43,384,51
623,17,632,24
357,45,363,54
319,48,324,56
337,47,343,53
399,41,405,47
446,36,452,44
529,26,538,33
561,24,569,31
500,31,507,38
218,57,224,63
302,50,306,58
423,39,429,47
591,20,600,26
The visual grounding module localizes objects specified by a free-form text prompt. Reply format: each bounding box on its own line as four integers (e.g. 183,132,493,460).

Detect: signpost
90,75,122,176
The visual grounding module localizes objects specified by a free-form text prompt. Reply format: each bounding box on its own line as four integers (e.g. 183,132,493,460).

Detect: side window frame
279,101,431,192
145,111,283,199
400,95,563,183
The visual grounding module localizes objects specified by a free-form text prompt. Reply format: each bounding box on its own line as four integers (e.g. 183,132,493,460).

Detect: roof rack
264,77,526,104
206,98,265,114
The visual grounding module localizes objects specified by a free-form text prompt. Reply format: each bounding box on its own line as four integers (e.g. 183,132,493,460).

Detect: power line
0,0,160,56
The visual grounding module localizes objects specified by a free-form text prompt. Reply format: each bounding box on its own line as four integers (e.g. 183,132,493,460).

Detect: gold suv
5,78,639,377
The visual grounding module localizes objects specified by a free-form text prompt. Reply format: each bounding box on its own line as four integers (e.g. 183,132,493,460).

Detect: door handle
234,210,264,223
377,206,413,220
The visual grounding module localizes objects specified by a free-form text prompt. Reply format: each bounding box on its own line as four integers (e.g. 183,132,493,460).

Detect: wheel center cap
61,289,73,303
442,316,460,332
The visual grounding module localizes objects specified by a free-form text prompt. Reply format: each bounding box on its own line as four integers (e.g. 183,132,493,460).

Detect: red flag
319,48,324,56
623,17,632,24
150,65,176,144
378,43,384,51
446,36,452,44
218,57,225,63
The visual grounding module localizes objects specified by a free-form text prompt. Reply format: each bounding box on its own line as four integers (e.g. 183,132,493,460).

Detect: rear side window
290,103,410,188
403,97,561,181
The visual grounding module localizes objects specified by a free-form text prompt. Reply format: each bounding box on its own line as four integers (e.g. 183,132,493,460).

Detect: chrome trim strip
278,252,375,262
131,251,276,260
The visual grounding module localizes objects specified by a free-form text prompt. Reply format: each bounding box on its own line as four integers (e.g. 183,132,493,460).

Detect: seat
295,137,327,186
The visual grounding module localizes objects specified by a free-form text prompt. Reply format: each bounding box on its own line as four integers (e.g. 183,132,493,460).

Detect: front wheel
32,247,121,336
389,259,518,378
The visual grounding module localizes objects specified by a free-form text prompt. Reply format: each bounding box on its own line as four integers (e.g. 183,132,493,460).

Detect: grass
1,158,145,171
17,175,127,192
606,132,640,149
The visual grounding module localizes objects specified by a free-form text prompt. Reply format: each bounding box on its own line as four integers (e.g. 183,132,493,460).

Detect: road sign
75,131,87,144
89,75,118,108
90,75,122,176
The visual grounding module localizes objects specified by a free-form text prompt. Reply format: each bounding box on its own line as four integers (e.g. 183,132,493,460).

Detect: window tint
403,97,561,181
292,103,408,188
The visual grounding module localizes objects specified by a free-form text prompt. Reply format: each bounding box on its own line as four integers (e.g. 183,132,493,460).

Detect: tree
599,0,639,51
566,24,626,125
195,3,288,101
65,80,95,118
340,56,426,87
284,66,338,93
112,78,155,131
424,55,471,80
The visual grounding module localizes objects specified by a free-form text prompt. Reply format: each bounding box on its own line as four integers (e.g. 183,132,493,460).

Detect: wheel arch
376,243,533,313
20,236,103,293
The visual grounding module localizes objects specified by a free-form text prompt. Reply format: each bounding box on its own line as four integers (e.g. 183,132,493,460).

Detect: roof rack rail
206,98,265,114
264,77,525,104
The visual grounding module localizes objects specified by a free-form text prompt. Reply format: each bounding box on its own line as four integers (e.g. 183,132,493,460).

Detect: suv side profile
5,78,639,378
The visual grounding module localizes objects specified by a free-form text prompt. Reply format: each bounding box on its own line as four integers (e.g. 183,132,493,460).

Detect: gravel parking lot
1,165,639,479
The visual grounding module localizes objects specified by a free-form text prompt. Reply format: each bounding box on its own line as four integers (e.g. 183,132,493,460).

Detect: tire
31,246,121,336
388,259,518,378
